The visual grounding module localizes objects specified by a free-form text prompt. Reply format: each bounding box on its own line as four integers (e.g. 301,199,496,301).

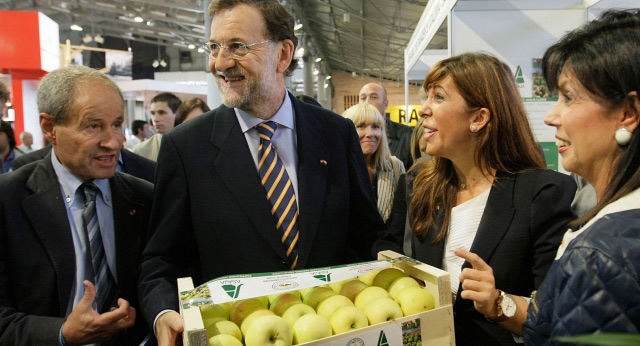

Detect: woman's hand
455,248,500,317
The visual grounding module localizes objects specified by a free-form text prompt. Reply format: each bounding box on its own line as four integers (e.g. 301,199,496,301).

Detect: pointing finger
454,248,490,271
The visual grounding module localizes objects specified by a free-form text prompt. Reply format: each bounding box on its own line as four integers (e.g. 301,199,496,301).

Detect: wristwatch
486,290,516,322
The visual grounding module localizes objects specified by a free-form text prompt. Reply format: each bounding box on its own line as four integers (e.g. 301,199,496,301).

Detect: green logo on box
222,284,243,298
377,330,389,346
313,274,331,282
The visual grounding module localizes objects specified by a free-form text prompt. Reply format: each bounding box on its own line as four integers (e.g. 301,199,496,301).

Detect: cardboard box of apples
178,250,455,346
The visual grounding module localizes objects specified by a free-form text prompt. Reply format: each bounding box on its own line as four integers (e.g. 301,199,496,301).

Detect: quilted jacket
523,209,640,345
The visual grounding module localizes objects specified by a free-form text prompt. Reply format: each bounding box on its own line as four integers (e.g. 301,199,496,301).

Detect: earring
615,128,632,146
471,125,477,132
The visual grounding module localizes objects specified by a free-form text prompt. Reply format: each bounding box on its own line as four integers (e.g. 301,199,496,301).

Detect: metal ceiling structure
0,0,447,81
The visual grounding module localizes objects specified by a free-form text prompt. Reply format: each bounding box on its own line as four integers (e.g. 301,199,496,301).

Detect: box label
179,256,421,308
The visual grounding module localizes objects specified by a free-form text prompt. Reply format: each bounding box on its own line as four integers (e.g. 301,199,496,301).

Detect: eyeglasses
200,40,273,58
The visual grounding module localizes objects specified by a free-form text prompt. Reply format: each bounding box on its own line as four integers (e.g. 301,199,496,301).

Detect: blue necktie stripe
82,183,116,313
256,121,299,269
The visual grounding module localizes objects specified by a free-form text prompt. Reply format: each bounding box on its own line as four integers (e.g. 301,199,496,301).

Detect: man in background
133,93,181,161
138,0,384,344
0,65,152,345
16,131,34,153
359,82,413,170
129,120,150,147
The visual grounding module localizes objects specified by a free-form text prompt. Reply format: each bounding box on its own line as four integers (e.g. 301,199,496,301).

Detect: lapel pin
129,209,137,215
320,159,328,165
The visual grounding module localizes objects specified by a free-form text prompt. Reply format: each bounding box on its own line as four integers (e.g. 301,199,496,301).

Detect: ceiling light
326,75,332,80
324,83,329,88
134,16,144,23
188,44,195,49
295,47,304,57
294,23,303,31
197,47,205,53
146,19,155,26
70,24,83,31
93,34,104,44
315,57,322,62
128,47,132,52
343,13,351,23
82,34,93,43
159,59,167,67
152,59,160,68
313,70,319,76
352,71,357,77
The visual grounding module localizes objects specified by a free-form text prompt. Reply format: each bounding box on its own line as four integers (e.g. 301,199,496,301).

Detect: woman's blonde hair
343,103,391,169
410,117,426,161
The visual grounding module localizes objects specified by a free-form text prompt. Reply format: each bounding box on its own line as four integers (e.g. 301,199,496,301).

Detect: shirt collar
235,89,295,133
50,148,112,207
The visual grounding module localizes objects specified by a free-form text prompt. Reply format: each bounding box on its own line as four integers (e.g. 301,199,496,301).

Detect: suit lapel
291,96,329,268
110,173,145,294
210,106,288,260
22,154,76,316
467,172,516,264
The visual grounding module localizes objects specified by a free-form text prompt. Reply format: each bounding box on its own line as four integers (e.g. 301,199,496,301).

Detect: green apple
208,333,243,346
269,293,303,316
298,286,315,299
205,320,242,342
256,295,270,309
281,303,316,328
354,286,390,310
244,315,293,346
372,268,406,290
363,297,403,324
229,298,268,326
339,279,369,302
329,306,368,334
268,290,301,305
395,287,435,316
200,304,229,329
357,269,381,286
328,279,355,294
292,314,332,344
388,276,421,300
302,286,336,310
240,309,275,336
316,294,354,320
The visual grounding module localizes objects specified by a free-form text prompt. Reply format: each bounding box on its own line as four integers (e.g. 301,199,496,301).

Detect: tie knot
256,121,277,141
82,182,98,204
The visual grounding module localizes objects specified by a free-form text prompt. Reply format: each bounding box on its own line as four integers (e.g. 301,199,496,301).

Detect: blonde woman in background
344,103,405,223
410,117,429,161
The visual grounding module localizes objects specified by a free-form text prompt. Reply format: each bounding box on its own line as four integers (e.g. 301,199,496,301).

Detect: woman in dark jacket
524,9,640,343
408,52,576,345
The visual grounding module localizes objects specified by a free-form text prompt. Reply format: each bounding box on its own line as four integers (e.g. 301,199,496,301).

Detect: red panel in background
0,11,41,70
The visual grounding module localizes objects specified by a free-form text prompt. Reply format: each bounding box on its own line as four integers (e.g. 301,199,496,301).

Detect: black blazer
412,170,576,346
0,153,153,345
386,120,413,171
138,93,385,328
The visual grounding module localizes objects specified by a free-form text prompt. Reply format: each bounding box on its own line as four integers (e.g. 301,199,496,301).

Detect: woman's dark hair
543,9,640,229
0,120,16,150
410,52,545,242
209,0,298,76
174,98,211,126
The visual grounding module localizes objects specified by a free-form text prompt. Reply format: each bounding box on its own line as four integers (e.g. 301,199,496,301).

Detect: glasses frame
200,40,273,58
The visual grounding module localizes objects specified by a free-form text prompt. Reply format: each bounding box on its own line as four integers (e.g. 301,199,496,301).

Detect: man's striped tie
82,183,116,313
256,121,299,269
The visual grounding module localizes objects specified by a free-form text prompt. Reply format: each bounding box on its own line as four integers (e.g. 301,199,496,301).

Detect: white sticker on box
320,323,403,346
179,256,421,308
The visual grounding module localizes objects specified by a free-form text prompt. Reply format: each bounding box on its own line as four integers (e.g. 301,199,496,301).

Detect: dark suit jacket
387,120,413,171
0,152,153,345
139,93,385,328
11,144,156,183
411,170,576,346
120,148,156,183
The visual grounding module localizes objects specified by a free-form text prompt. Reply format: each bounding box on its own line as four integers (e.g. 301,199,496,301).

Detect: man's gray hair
37,65,123,125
